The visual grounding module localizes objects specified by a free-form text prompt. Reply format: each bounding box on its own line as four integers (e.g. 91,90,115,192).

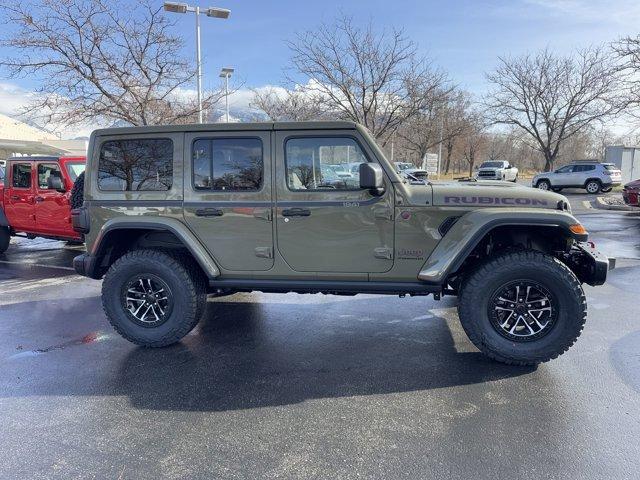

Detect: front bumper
571,242,614,286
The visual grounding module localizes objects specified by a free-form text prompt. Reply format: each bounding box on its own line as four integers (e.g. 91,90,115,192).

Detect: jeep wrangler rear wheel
102,249,207,347
0,227,9,254
457,250,586,365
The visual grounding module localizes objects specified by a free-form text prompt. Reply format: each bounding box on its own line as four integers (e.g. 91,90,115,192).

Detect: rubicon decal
444,196,549,206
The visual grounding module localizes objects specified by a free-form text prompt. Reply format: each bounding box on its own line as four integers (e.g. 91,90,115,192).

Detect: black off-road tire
70,171,84,210
458,250,587,365
0,227,9,254
102,249,207,347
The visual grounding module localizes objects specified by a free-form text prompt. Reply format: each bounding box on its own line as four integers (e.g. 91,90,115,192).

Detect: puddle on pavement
9,331,111,360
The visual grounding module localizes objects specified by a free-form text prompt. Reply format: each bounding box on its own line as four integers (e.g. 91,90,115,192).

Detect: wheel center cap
516,304,527,315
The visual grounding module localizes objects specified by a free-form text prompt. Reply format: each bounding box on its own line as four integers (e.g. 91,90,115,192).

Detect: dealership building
605,145,640,183
0,113,87,162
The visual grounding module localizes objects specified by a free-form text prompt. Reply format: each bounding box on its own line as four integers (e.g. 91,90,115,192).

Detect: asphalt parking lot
1,190,639,479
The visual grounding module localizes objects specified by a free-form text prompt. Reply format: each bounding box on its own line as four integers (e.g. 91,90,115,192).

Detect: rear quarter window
98,138,173,191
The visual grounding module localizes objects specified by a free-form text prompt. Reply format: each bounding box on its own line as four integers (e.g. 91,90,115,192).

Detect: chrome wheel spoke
123,275,172,325
491,281,555,341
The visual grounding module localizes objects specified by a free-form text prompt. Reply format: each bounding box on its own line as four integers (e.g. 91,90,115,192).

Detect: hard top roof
5,155,85,162
92,120,362,137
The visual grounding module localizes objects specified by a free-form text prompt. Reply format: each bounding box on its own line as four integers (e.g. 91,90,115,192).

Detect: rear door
4,162,36,232
34,162,76,238
274,130,395,274
183,130,274,272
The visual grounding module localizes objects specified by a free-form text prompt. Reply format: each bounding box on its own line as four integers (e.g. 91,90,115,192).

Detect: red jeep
622,179,640,207
0,156,86,253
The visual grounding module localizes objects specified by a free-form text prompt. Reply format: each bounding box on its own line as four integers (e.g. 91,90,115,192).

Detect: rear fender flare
92,217,221,279
418,208,586,284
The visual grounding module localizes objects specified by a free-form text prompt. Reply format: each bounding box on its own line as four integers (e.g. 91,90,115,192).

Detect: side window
192,138,263,191
285,137,368,191
37,163,62,189
98,138,173,191
584,165,595,171
557,165,573,174
12,163,31,188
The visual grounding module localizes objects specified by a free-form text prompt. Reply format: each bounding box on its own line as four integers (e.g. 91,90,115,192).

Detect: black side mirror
359,163,385,196
47,175,65,192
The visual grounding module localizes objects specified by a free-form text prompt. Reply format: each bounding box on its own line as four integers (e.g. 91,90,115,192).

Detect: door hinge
373,247,393,260
253,208,272,221
254,246,273,259
373,207,393,220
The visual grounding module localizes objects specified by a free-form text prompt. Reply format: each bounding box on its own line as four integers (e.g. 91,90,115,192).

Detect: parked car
0,155,86,253
622,179,640,207
394,161,429,181
72,121,612,365
475,160,518,182
532,161,622,193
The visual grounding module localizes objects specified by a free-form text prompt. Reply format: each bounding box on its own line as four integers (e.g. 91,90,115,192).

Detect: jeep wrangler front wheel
101,250,207,347
457,250,586,365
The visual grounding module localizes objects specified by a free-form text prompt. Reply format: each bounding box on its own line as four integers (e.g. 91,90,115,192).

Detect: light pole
163,2,231,124
219,67,234,122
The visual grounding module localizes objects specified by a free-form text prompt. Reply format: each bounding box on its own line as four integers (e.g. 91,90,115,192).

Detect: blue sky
182,0,640,93
0,0,639,136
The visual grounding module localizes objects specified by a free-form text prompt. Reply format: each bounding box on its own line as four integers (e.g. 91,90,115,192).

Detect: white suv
532,162,622,194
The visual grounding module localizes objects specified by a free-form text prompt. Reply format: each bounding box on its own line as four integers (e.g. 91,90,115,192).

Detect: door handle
195,208,224,217
10,195,19,201
35,196,44,203
282,208,311,217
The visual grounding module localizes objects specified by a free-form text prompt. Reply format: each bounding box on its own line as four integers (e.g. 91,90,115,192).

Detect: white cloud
521,0,640,25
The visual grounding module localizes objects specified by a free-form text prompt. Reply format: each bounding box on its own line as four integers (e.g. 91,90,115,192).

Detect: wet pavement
0,195,639,479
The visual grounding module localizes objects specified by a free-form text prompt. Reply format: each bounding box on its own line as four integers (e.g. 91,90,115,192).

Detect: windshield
395,162,413,171
480,161,504,168
66,162,85,182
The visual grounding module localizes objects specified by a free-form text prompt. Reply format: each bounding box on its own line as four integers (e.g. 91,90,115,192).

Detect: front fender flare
418,208,586,284
91,217,221,279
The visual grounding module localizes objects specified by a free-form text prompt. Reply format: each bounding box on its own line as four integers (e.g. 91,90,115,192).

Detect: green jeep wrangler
71,121,612,365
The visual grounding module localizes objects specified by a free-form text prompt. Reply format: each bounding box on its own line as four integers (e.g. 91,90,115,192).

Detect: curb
594,196,640,212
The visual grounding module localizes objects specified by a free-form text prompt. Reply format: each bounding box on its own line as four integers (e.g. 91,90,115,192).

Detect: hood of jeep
402,181,567,209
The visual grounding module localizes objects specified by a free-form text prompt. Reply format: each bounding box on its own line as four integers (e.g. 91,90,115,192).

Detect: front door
551,165,575,186
5,162,35,232
34,162,76,238
274,131,394,273
183,130,274,272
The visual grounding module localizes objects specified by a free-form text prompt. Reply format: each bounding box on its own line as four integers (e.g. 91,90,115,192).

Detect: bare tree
461,114,487,177
250,87,328,121
285,15,448,143
484,47,623,171
614,35,640,115
0,0,224,128
394,87,450,163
